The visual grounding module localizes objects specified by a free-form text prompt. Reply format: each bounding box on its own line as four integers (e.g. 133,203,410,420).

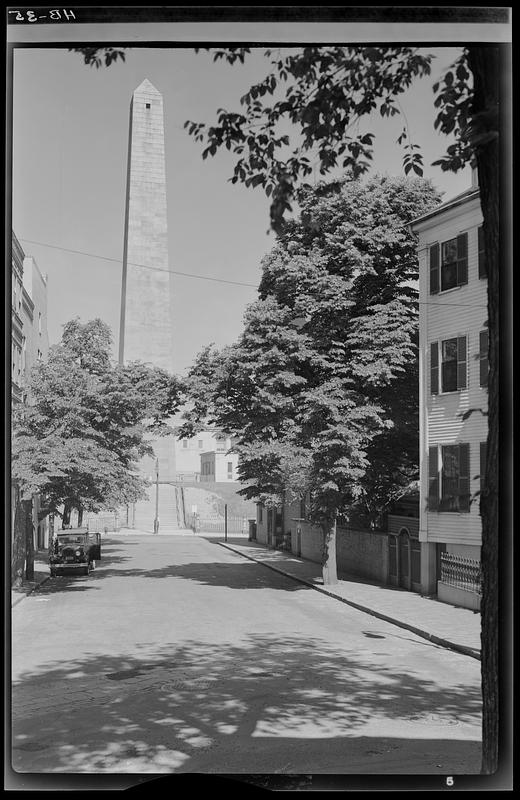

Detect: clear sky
11,43,472,376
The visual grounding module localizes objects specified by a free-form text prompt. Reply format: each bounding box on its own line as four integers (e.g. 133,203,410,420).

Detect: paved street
11,534,482,775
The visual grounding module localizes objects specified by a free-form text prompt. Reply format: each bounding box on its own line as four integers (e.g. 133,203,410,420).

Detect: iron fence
440,552,482,595
186,514,248,534
274,532,292,552
85,513,122,533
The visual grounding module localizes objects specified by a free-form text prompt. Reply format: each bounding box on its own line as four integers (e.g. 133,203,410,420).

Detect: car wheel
83,565,90,576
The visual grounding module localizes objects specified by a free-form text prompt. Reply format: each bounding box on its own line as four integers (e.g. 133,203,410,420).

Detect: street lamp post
153,458,159,535
224,503,228,542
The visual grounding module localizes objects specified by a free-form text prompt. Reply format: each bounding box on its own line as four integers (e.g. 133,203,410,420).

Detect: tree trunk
467,45,502,776
62,502,72,528
47,513,55,555
321,514,338,585
23,498,35,581
11,498,26,585
77,506,84,527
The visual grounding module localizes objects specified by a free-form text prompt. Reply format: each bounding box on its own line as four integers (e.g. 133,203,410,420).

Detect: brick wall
255,498,390,585
288,518,389,584
291,520,322,563
336,527,389,583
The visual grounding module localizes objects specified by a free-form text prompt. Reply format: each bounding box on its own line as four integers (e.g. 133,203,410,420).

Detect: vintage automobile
49,528,101,577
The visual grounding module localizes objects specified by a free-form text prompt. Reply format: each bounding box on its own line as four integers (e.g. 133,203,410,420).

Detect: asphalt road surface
11,533,482,778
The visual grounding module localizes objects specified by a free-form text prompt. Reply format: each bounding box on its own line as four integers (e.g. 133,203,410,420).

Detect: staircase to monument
131,483,185,533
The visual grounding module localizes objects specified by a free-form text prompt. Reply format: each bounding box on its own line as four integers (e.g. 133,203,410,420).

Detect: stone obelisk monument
119,79,176,492
119,79,173,371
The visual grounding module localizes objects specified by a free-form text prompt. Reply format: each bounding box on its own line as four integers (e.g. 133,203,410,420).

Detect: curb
218,542,481,662
11,574,50,608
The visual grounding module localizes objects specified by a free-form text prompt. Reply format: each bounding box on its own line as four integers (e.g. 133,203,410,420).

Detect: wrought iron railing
175,472,200,483
85,513,122,533
440,552,482,595
186,514,249,534
274,532,292,552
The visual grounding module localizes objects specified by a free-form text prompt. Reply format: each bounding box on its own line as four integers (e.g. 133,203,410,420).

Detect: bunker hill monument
119,79,177,489
119,79,173,372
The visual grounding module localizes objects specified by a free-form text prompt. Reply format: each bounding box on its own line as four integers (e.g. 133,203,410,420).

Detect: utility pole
153,458,160,534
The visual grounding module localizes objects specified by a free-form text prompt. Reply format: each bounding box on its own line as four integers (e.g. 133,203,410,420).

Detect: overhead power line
18,238,259,289
18,237,487,310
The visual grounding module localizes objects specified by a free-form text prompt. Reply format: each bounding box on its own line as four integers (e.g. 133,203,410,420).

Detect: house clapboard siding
415,186,487,565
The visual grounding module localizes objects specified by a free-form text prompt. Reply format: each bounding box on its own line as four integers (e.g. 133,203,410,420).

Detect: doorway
398,529,410,589
389,528,421,592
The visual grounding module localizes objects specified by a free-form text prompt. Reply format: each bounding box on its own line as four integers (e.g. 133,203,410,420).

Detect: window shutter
458,443,470,512
480,441,487,498
478,226,486,278
428,446,439,511
456,336,467,389
430,342,439,394
429,243,439,295
457,232,468,286
480,329,489,387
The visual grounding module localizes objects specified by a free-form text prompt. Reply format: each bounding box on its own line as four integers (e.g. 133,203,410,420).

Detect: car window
58,536,86,544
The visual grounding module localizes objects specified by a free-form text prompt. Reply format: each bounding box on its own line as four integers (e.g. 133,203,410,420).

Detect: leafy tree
186,46,434,230
61,317,112,374
11,319,183,574
180,175,440,582
71,46,126,69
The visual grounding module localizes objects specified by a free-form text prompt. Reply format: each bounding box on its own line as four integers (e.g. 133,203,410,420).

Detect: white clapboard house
411,165,487,610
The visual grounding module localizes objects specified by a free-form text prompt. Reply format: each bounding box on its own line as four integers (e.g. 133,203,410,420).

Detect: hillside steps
132,483,185,533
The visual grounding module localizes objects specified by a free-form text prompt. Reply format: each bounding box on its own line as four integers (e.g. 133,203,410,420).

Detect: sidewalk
219,539,481,661
11,554,50,608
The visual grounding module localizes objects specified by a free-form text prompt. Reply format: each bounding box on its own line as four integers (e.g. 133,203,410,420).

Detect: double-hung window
430,336,467,393
429,232,468,293
428,443,470,512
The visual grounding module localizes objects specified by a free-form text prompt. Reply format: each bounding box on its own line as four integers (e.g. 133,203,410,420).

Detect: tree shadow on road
35,578,101,594
87,561,309,591
11,633,482,778
33,541,311,594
